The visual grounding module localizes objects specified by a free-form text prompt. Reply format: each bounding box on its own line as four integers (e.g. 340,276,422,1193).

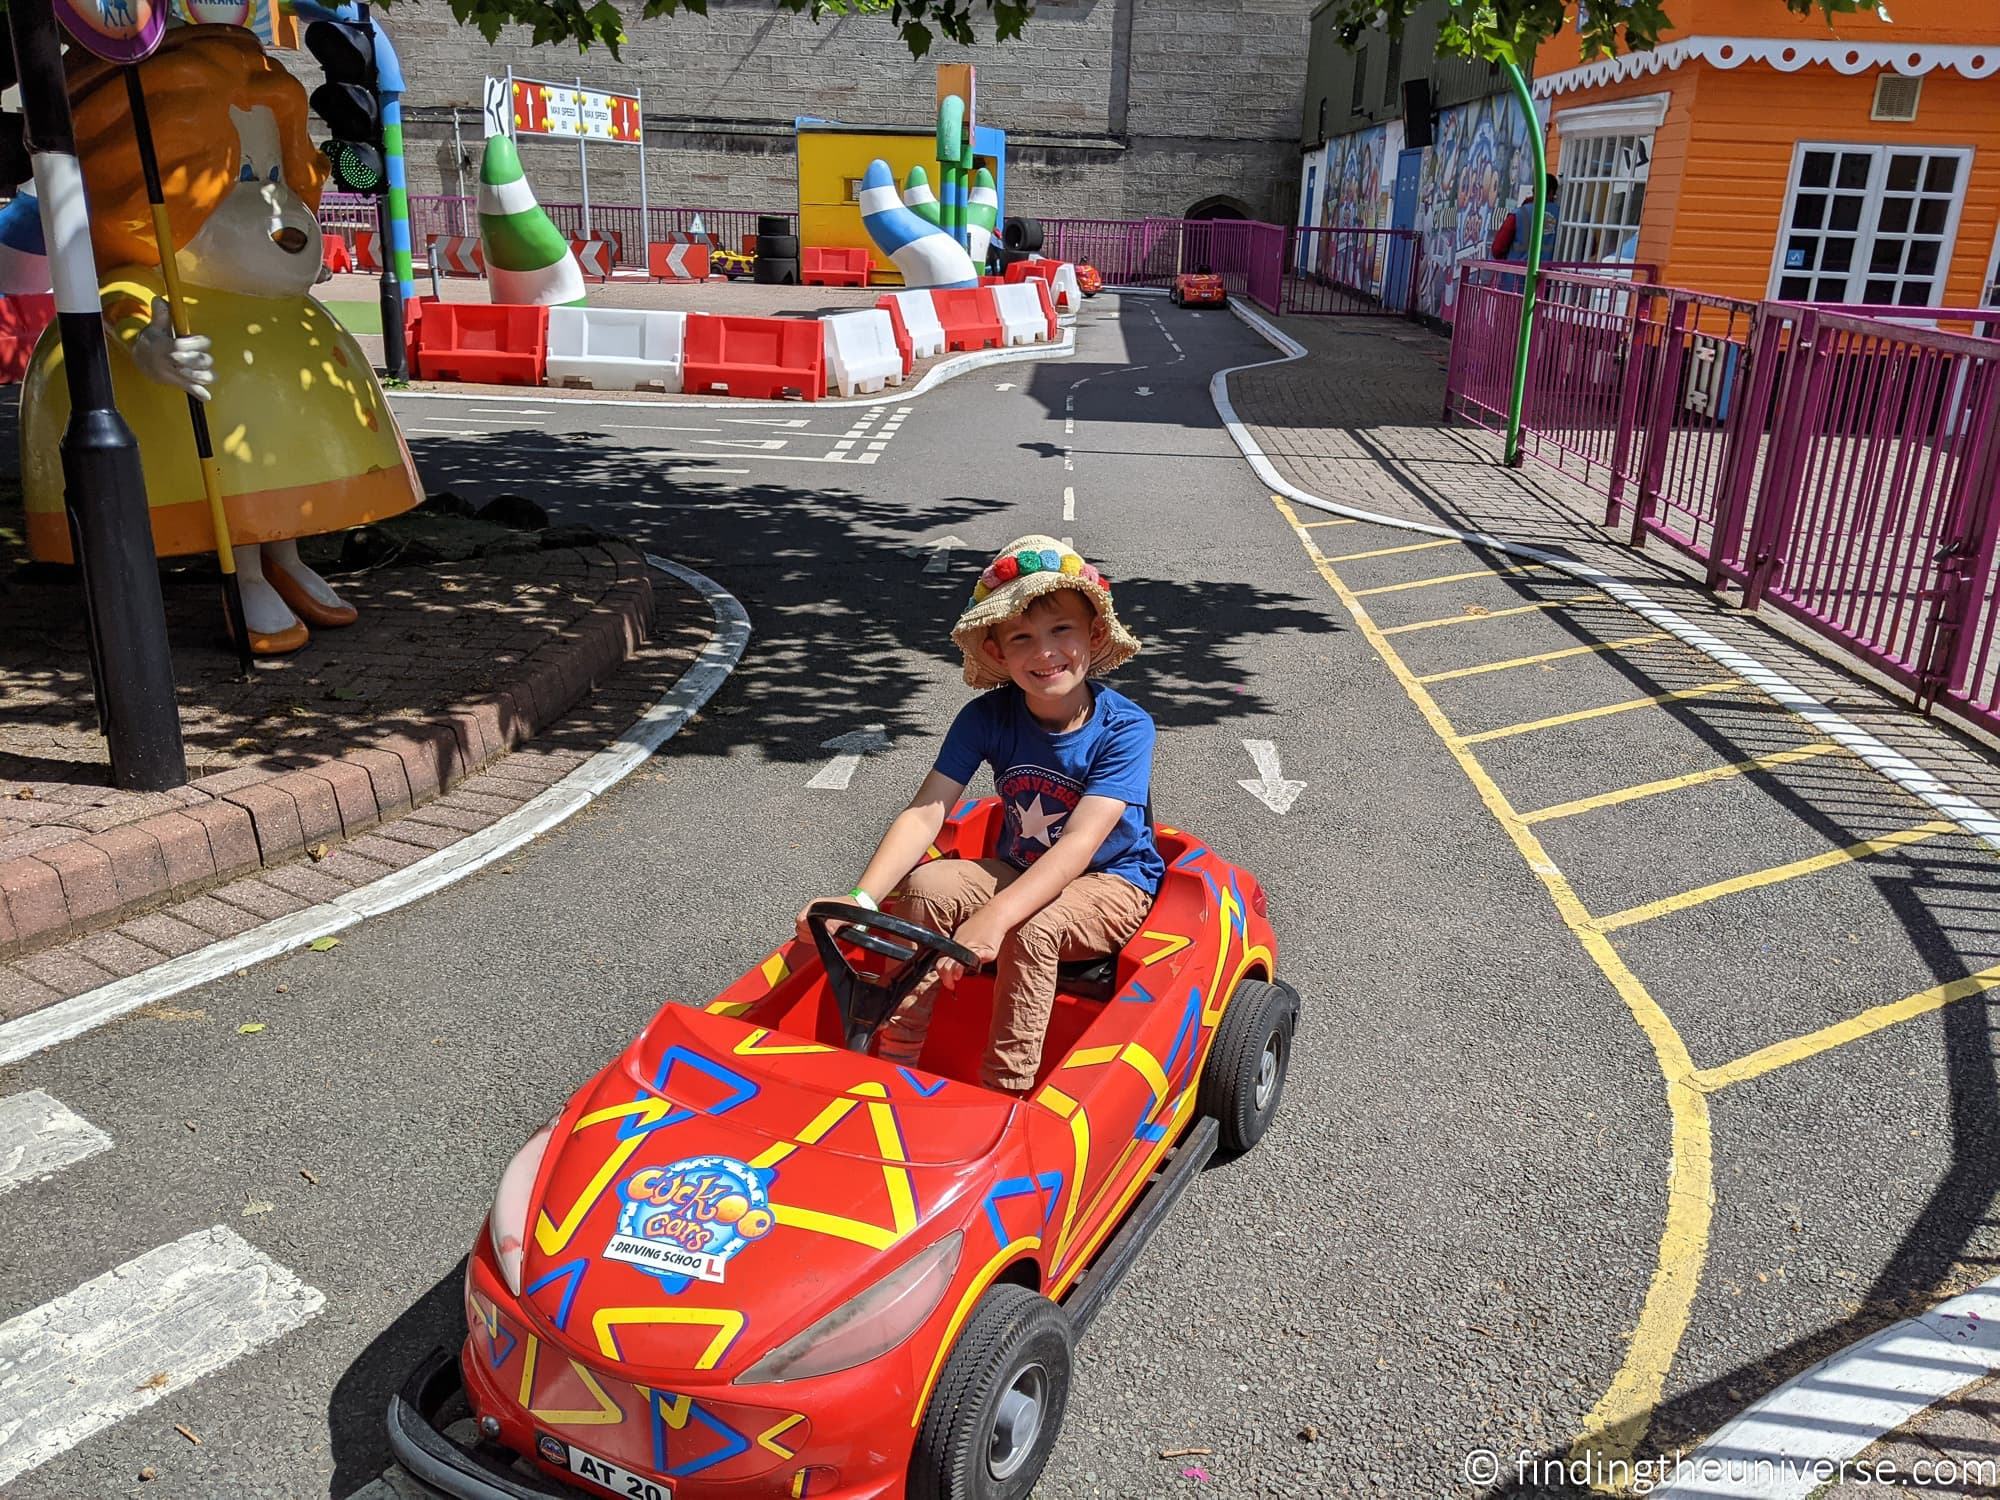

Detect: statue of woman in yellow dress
19,25,421,656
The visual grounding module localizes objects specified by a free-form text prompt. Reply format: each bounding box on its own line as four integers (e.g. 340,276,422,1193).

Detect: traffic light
304,18,386,195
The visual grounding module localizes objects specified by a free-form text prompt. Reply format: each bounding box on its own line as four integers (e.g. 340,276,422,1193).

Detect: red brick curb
0,542,653,962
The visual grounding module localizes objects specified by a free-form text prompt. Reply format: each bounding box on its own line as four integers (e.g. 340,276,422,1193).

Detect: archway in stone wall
1184,195,1251,221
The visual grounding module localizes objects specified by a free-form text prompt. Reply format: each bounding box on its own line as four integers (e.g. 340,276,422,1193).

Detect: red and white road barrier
425,235,485,277
649,241,710,281
352,229,381,273
570,238,615,280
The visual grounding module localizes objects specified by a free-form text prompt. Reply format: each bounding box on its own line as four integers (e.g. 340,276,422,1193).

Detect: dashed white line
0,1090,111,1195
1063,486,1075,521
0,1226,324,1487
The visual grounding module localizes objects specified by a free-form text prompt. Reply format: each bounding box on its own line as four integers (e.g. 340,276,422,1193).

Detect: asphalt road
4,294,1999,1500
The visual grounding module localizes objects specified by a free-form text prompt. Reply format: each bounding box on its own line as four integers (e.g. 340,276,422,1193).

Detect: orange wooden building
1533,0,2000,309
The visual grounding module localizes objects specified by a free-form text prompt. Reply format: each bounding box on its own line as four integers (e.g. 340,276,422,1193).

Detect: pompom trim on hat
951,534,1140,689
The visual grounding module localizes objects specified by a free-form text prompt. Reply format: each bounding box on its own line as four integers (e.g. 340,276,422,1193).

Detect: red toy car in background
1074,261,1103,298
389,796,1299,1500
1171,270,1227,308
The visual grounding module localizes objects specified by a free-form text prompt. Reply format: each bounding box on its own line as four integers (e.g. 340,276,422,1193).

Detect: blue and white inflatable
858,159,977,291
0,187,50,296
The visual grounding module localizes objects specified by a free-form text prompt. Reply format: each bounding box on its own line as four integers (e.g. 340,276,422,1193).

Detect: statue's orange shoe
240,618,310,656
266,558,359,628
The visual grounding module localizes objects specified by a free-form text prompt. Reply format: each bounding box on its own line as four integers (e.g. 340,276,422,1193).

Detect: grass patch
319,298,383,335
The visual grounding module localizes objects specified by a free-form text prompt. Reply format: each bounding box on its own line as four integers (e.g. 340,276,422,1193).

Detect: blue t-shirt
935,683,1165,897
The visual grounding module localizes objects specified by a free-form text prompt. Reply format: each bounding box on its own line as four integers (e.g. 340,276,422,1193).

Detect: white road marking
699,438,788,451
1237,739,1306,815
808,725,890,791
1657,1278,2000,1498
632,447,875,466
922,535,968,574
1065,417,1074,435
600,422,725,434
1062,486,1075,521
0,1091,111,1195
1134,386,1153,396
0,1226,324,1487
467,407,549,420
995,381,1016,391
721,417,812,427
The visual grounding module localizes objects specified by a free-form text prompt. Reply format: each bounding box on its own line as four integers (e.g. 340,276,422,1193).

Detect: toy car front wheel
910,1283,1072,1500
1200,978,1299,1156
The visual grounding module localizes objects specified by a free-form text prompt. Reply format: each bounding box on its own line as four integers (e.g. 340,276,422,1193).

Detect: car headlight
488,1121,556,1296
736,1231,963,1385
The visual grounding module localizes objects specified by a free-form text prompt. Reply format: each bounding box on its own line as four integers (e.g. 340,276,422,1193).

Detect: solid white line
1217,299,2000,858
1655,1277,2000,1498
0,558,750,1070
1063,486,1076,521
467,407,549,419
385,331,1074,413
0,1090,111,1194
600,423,724,434
0,1226,324,1487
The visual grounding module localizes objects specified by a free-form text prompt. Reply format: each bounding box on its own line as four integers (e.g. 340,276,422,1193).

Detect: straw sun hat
952,534,1141,690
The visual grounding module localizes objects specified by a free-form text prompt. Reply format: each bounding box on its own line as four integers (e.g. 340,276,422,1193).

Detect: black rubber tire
1002,217,1043,253
756,233,800,259
756,213,791,237
993,245,1033,269
909,1284,1071,1500
753,256,799,285
1198,978,1298,1157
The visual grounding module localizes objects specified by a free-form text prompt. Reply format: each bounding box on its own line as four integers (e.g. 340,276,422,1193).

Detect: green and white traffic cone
478,135,586,307
968,167,999,270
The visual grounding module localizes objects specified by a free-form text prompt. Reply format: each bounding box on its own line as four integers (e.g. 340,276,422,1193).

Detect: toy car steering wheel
805,901,981,1053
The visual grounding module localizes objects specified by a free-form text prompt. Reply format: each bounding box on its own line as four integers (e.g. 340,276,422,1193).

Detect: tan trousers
878,857,1153,1091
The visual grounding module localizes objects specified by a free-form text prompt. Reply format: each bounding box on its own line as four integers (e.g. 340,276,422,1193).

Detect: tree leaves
412,0,1033,60
1321,0,1876,66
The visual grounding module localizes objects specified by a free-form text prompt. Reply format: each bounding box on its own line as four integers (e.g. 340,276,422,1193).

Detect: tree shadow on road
400,429,1342,765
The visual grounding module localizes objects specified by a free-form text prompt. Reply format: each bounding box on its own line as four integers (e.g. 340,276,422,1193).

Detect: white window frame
1983,222,2000,307
1553,92,1668,267
1766,139,1974,309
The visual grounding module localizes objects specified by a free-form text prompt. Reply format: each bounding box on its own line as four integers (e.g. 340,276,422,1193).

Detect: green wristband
847,887,878,911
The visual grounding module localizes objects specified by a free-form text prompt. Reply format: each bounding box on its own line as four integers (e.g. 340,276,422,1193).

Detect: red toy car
389,797,1298,1500
1170,270,1227,308
1073,261,1102,299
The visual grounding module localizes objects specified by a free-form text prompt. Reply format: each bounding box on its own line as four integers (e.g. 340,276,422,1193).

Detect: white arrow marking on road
924,535,969,574
809,724,890,790
0,1091,110,1195
1238,740,1305,815
1134,386,1153,397
721,417,812,427
699,438,789,450
1062,486,1075,521
995,382,1017,391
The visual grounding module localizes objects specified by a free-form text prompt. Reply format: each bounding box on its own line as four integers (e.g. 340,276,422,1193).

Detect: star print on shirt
1015,792,1065,846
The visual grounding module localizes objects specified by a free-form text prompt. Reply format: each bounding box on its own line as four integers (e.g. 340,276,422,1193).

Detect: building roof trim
1532,36,2000,98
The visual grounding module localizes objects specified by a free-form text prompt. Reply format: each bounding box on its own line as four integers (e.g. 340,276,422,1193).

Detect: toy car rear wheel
1199,978,1298,1156
910,1283,1072,1500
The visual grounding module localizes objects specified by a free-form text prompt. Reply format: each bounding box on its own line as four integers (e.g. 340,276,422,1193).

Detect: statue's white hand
131,297,214,402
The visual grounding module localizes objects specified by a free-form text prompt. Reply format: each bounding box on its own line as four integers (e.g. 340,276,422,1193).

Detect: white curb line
1216,299,2000,858
1653,1278,2000,1498
388,329,1074,412
0,556,750,1071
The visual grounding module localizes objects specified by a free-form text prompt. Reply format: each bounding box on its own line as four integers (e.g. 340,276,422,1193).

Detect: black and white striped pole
8,0,187,789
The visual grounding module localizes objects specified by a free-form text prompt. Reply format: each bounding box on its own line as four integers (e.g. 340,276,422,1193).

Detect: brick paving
1229,311,2000,823
0,527,710,986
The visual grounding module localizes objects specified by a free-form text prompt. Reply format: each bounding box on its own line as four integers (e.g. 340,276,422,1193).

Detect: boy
798,535,1163,1094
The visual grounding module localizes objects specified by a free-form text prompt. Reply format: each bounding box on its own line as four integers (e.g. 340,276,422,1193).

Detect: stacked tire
1002,217,1043,253
754,223,799,285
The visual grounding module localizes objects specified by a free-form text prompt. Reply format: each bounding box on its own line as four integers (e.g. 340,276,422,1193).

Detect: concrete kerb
1214,298,2000,1479
1217,300,2000,858
388,327,1075,412
0,556,749,1071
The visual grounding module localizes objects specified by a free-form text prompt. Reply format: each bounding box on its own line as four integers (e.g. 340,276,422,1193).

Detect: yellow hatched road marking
1457,680,1756,744
1591,820,1957,934
1274,495,1708,1475
1300,516,1360,528
1381,596,1599,636
1324,537,1461,563
1415,632,1670,685
1691,962,2000,1092
1351,562,1544,597
1521,741,1849,825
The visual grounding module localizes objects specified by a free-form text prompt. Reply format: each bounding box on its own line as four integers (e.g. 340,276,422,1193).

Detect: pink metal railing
1282,226,1421,316
319,194,796,269
1446,261,2000,737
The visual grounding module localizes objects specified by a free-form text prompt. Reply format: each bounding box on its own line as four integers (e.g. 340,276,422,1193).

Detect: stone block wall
289,0,1315,223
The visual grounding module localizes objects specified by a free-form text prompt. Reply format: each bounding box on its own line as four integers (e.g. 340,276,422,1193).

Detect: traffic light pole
8,0,187,790
357,5,406,381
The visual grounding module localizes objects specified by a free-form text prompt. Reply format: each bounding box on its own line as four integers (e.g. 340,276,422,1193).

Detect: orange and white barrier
648,241,710,281
352,229,381,273
570,238,615,280
425,235,486,277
